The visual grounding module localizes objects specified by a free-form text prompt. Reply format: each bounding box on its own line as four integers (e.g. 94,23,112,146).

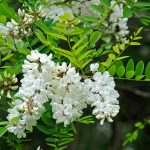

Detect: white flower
71,0,100,16
39,5,74,22
37,146,43,150
84,71,120,125
90,63,99,72
49,66,88,127
108,1,129,42
6,50,54,138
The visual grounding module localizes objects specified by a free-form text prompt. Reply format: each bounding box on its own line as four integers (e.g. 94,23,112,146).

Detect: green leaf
101,0,111,6
116,56,129,60
53,47,73,56
0,127,7,137
130,42,141,46
46,138,59,143
126,59,134,72
46,32,67,41
81,59,92,69
135,61,144,76
36,124,54,135
0,15,6,24
0,4,19,21
108,65,116,76
58,138,74,146
78,50,92,62
89,31,101,47
123,7,133,18
12,64,22,75
72,37,85,51
35,29,46,43
79,16,97,22
125,70,135,79
36,20,51,32
116,61,125,77
116,66,125,78
70,27,83,35
52,26,67,34
108,54,116,60
91,5,105,14
0,121,9,126
134,2,150,7
74,42,89,55
16,40,30,55
2,54,14,61
41,112,53,127
135,27,143,36
135,75,145,80
113,45,120,54
145,62,150,78
133,37,143,40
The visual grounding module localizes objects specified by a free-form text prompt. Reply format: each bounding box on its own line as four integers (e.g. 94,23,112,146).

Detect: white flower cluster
6,51,54,138
0,71,18,99
38,0,129,42
7,51,120,138
108,0,129,42
0,9,34,38
38,5,74,22
49,63,88,127
38,0,100,22
71,0,100,16
85,63,120,125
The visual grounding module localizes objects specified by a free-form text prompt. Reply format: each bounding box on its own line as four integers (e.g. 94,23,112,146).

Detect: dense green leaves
89,31,101,48
0,127,6,137
133,2,150,7
123,7,133,18
36,21,93,70
145,62,150,79
108,59,150,81
0,3,19,21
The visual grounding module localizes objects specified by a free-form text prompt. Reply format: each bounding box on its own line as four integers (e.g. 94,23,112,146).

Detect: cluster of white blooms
0,71,18,99
108,0,129,42
6,51,120,138
6,51,54,138
38,0,129,42
85,63,120,125
0,9,34,38
38,0,101,22
71,0,100,16
48,63,88,127
38,5,74,22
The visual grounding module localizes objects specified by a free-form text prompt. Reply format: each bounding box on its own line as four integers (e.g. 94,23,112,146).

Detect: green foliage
36,103,75,150
0,3,19,21
36,15,94,70
123,119,150,146
101,27,143,71
77,115,95,125
108,59,150,81
123,7,133,18
0,121,8,137
133,1,150,26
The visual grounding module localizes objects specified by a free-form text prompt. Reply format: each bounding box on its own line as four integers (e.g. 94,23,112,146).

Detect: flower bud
4,81,8,86
7,91,11,98
1,90,4,95
10,86,18,90
0,75,3,82
12,78,18,84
